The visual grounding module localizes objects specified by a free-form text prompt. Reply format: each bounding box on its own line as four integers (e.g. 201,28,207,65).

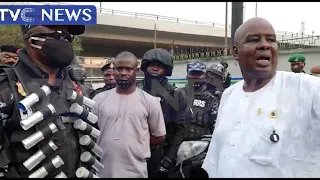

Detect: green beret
288,54,305,63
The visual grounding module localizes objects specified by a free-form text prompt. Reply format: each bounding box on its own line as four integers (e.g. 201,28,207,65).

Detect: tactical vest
0,65,102,178
185,91,215,140
157,83,179,144
142,81,178,149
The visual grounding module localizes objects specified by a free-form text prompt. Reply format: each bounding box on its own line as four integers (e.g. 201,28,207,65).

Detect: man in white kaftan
202,17,320,178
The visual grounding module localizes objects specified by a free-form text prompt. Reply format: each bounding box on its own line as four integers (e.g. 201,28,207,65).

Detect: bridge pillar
231,2,244,44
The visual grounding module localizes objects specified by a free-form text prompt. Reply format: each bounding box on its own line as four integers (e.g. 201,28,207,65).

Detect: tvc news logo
0,5,97,25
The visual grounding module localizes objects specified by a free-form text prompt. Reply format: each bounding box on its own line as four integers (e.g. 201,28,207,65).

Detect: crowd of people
0,17,320,178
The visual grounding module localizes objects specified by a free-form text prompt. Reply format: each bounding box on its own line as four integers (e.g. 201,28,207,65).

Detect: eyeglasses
25,31,74,42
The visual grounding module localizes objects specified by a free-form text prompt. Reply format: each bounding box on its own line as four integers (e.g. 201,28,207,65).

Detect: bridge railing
26,1,228,28
24,1,314,38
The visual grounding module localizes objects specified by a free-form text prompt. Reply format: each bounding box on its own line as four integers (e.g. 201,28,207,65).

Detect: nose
108,75,115,80
257,38,271,50
151,65,159,71
119,69,128,76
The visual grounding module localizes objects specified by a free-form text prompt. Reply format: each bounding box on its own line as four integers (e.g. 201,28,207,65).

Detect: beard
116,79,133,89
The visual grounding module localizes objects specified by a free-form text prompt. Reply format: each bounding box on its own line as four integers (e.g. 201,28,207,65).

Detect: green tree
0,25,84,55
72,36,84,56
0,25,24,48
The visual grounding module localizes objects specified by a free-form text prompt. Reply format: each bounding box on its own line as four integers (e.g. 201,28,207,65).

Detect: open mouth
256,54,270,61
255,54,271,67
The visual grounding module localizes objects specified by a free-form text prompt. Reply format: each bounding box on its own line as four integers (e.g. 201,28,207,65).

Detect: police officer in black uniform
0,25,103,178
90,61,116,98
0,45,19,66
180,61,219,141
139,48,186,178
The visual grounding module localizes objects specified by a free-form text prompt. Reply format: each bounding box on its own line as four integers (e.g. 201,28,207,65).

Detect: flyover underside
80,24,230,47
80,24,320,59
81,37,168,58
80,27,230,58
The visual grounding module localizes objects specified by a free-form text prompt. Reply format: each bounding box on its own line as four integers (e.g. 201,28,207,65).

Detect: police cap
101,62,114,72
187,61,206,74
0,45,19,54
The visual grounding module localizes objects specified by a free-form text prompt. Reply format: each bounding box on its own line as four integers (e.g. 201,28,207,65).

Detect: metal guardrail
25,1,314,38
27,1,229,28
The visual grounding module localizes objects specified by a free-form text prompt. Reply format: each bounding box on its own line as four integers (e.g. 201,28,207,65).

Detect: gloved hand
157,157,174,177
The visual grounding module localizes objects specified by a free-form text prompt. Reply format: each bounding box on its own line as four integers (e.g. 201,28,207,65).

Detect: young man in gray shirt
93,51,166,178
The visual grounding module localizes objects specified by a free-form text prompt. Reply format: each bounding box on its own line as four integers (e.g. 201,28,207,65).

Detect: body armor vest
1,64,103,178
186,91,216,140
142,80,177,148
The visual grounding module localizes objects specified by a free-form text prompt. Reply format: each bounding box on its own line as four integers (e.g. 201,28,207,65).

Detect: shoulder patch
16,81,26,97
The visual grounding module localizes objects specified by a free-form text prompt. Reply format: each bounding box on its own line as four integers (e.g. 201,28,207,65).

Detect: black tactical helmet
141,48,174,76
206,64,224,77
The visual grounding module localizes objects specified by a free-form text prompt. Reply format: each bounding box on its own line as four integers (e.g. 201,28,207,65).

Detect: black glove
157,157,174,177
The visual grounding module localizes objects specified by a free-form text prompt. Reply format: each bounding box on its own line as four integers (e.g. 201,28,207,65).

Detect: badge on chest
193,99,206,107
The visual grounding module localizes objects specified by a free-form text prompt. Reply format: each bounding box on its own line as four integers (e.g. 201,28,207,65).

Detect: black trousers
147,145,162,178
148,143,174,178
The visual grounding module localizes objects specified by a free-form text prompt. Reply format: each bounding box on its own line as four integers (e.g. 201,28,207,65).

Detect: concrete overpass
3,2,317,58
78,6,315,58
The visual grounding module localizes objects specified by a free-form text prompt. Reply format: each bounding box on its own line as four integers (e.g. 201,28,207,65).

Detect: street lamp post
154,23,157,48
255,2,258,17
231,2,244,43
224,2,228,57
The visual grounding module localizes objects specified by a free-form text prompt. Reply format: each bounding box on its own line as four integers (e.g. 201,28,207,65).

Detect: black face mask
145,73,165,81
116,80,133,89
188,79,205,88
40,39,74,68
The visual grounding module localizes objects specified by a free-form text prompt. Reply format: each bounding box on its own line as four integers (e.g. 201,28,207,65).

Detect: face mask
145,73,165,82
188,79,205,88
32,38,74,68
116,80,133,89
